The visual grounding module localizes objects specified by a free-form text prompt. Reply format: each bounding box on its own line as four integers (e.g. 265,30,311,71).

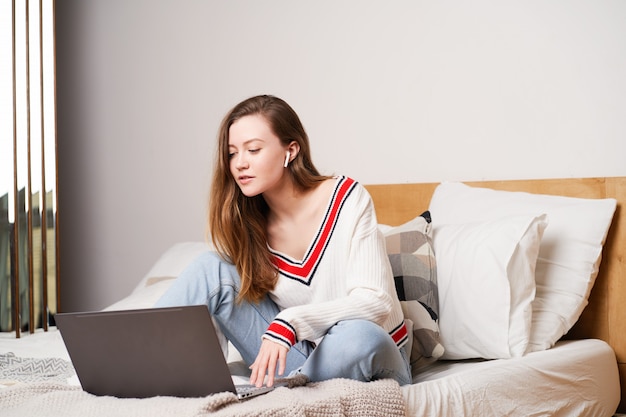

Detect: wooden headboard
366,176,625,412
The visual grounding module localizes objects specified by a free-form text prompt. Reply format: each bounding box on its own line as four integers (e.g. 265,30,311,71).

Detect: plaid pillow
384,211,444,372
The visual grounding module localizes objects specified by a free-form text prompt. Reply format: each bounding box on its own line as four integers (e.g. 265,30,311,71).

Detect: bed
1,176,624,416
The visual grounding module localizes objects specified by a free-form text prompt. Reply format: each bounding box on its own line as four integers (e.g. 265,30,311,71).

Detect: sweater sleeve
263,183,396,349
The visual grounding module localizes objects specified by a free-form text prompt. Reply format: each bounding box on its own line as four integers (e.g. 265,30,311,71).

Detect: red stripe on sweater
390,321,408,347
266,321,296,346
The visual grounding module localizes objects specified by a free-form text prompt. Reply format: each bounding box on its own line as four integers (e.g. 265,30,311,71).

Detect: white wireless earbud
284,151,291,168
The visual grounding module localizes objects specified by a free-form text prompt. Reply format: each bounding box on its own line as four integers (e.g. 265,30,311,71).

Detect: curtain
0,0,58,336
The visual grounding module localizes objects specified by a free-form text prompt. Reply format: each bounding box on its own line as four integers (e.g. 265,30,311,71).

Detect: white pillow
105,242,212,310
103,279,176,311
434,214,547,359
429,182,617,353
131,241,212,293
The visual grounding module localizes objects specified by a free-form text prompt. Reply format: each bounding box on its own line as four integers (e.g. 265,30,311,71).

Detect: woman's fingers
249,339,289,387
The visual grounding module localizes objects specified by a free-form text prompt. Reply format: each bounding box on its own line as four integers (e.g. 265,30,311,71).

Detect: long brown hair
208,95,330,303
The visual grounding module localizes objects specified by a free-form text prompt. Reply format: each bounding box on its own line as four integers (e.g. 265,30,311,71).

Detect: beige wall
56,0,626,311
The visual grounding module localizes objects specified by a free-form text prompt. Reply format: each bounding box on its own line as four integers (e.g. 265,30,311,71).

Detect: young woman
155,95,411,388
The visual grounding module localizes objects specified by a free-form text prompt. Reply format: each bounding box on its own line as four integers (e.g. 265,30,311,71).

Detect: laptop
55,305,280,399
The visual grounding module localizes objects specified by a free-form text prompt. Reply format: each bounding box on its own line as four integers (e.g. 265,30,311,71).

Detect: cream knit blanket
0,377,406,417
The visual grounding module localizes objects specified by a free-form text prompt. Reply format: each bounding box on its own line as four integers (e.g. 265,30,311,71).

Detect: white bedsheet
402,338,620,416
0,327,69,360
0,330,620,416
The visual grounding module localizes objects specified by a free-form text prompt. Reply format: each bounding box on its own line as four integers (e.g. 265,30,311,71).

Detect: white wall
56,1,626,312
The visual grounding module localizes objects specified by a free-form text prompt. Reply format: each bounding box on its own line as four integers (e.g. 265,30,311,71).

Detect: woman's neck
264,178,335,260
263,181,312,223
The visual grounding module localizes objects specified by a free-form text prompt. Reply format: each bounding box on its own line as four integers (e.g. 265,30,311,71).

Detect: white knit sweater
264,176,407,350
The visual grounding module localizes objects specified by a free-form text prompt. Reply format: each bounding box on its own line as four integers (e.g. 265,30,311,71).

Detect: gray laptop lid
55,305,237,398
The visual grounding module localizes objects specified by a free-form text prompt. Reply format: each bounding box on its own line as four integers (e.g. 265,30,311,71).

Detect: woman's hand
249,338,289,387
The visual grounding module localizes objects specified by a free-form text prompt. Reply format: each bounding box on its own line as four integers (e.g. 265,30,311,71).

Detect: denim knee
331,320,397,359
299,319,411,385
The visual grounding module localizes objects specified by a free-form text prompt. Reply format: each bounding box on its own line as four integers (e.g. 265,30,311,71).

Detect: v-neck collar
270,176,356,285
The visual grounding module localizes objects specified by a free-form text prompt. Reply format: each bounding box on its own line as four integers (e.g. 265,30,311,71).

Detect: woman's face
228,114,290,197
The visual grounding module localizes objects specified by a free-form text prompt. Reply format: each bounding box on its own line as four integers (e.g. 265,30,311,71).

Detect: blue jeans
155,251,411,386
